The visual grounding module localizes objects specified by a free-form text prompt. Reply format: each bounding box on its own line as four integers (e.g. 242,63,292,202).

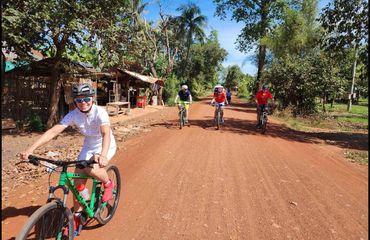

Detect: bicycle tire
261,117,267,134
216,111,220,130
179,110,183,129
95,165,121,225
16,201,73,240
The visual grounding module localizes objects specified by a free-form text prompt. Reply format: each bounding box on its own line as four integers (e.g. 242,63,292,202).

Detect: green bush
163,75,181,106
237,75,253,100
191,75,208,99
29,115,46,132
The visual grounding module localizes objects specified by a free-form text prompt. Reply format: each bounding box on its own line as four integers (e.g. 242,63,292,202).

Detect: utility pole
347,47,358,112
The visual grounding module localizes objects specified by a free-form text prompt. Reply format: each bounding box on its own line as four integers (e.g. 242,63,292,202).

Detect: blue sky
143,0,330,76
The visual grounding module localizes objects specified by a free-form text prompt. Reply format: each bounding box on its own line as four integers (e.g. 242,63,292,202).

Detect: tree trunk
46,61,62,129
1,51,5,81
256,44,266,83
347,47,358,112
158,87,164,105
1,51,6,100
46,33,69,129
322,94,326,112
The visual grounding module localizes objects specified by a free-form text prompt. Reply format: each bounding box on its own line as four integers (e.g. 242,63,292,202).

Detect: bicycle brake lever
76,160,97,169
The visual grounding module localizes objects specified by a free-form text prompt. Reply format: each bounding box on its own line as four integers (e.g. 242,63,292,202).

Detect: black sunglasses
74,97,92,104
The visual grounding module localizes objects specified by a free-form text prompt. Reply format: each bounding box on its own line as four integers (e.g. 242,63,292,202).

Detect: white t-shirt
60,105,116,160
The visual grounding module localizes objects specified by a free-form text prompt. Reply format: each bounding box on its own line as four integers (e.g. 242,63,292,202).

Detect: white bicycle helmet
214,84,223,92
181,84,188,90
72,83,95,97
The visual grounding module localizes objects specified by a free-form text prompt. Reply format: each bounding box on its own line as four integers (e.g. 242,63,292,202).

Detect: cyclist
226,88,232,103
210,84,228,123
255,83,274,129
20,83,116,235
174,84,192,123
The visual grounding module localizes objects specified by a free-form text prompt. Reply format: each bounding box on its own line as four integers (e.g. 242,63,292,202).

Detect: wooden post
115,69,119,101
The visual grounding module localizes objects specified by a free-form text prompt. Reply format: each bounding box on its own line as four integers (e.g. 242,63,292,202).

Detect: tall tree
214,0,285,83
186,30,227,95
128,0,148,30
319,0,368,111
2,0,130,128
175,3,207,77
262,0,321,58
224,65,244,89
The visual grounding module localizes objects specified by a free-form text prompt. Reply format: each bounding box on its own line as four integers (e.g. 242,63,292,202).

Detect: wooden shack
2,58,98,127
106,68,164,107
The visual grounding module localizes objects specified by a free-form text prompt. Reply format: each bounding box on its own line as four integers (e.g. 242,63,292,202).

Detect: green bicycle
16,155,121,240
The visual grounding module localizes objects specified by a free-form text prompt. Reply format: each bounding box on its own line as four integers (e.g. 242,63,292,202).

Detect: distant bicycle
178,101,190,129
16,155,121,240
211,102,225,130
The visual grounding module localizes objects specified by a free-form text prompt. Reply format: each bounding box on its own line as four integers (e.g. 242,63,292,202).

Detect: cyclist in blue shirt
174,85,192,123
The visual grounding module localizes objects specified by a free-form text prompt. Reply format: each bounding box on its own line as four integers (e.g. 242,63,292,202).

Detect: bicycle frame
213,103,224,129
178,101,190,113
261,106,268,121
48,167,106,218
179,105,186,115
214,103,224,118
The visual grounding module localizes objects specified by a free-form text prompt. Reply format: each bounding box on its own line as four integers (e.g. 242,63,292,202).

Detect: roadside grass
273,99,368,132
270,99,368,165
344,150,368,165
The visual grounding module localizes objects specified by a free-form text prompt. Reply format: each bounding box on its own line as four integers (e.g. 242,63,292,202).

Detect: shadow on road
152,113,368,152
2,205,41,221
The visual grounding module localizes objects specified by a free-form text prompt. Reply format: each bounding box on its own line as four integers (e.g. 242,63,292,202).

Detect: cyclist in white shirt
20,83,116,235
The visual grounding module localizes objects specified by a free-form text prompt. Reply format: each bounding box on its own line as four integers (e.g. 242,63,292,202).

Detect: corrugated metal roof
117,68,164,86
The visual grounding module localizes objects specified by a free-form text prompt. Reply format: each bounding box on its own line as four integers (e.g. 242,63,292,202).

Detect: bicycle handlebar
211,102,227,106
177,101,191,104
28,155,96,169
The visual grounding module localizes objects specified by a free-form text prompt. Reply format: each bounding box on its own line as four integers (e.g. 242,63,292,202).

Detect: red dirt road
2,98,368,240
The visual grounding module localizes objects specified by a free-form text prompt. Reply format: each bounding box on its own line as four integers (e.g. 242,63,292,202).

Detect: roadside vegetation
270,98,368,165
273,98,368,132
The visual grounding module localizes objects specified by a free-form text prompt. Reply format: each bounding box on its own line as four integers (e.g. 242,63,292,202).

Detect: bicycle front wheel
95,165,121,225
261,117,267,134
16,201,73,240
179,111,183,129
216,111,220,130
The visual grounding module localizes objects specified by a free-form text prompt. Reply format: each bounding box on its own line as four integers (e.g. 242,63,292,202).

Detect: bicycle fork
47,185,69,206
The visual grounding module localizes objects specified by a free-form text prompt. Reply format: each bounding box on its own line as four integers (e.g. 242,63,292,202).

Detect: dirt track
2,97,368,240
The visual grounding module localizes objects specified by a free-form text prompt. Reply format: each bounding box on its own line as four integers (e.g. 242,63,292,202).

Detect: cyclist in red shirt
211,84,228,123
255,84,274,128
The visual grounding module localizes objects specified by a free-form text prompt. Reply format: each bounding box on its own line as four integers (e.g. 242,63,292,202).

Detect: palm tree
175,3,207,69
128,0,148,29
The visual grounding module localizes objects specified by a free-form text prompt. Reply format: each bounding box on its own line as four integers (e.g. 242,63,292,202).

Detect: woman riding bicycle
211,84,228,123
255,83,275,129
20,82,116,235
174,84,192,123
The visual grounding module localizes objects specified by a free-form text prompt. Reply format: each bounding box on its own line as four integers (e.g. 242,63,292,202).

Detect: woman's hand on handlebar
20,151,33,160
93,154,108,168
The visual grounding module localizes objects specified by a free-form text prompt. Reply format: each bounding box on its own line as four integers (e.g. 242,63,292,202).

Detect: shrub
163,75,181,106
29,115,46,132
